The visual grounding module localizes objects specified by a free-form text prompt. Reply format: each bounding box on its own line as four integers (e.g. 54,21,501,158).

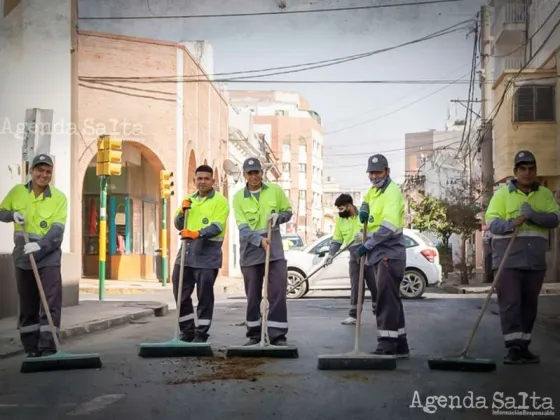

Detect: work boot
520,345,540,364
179,332,194,343
41,349,57,357
503,346,524,364
396,342,410,359
244,338,259,346
371,347,396,357
192,336,208,343
341,317,357,325
26,351,42,358
271,337,287,346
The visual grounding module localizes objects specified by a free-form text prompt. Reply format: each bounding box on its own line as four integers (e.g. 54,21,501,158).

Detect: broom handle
460,228,520,356
260,220,273,346
353,222,368,352
174,208,189,340
22,229,62,353
286,240,357,295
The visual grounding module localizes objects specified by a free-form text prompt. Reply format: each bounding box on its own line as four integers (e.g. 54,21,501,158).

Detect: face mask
370,176,386,188
338,210,351,218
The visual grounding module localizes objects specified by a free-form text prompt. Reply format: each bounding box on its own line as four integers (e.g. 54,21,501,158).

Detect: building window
282,144,290,155
513,85,555,122
299,163,307,172
299,190,306,200
283,162,290,172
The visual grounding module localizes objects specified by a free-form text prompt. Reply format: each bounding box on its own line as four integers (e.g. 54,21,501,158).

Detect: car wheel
400,269,426,299
286,270,308,299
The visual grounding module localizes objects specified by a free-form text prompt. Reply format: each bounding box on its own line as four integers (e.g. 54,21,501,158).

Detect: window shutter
515,86,535,121
536,86,554,121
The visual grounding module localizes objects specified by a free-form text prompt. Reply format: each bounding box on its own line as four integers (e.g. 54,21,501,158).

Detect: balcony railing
529,0,560,68
494,55,526,78
492,3,527,36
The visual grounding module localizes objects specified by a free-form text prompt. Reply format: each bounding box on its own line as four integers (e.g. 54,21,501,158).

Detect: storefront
82,152,161,280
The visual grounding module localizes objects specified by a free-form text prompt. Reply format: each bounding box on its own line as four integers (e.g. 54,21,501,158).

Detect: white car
285,229,442,299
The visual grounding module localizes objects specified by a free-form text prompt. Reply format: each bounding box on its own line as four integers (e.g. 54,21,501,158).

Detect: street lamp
230,166,243,183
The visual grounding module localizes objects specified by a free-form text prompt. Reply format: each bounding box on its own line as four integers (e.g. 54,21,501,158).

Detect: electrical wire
79,0,464,20
80,19,472,83
322,69,472,135
480,2,560,146
455,17,478,161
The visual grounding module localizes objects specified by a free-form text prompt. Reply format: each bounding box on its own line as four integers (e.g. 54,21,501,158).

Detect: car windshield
284,236,304,247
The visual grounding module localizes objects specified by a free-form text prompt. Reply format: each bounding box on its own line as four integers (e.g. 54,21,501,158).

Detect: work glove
23,242,40,255
324,254,334,266
520,202,535,219
267,213,279,227
354,232,363,244
13,212,24,225
179,229,199,240
356,245,368,258
181,199,192,213
358,210,369,224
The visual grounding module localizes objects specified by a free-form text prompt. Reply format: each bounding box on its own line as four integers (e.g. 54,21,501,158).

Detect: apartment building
490,0,560,282
228,90,325,242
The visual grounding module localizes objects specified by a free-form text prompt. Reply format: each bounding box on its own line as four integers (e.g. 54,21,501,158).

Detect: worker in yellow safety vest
173,164,229,343
485,150,560,364
325,193,377,325
233,157,293,346
0,154,67,358
356,154,409,358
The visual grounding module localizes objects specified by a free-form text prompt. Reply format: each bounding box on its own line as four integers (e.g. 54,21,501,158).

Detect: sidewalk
0,300,168,359
79,276,245,295
440,275,560,295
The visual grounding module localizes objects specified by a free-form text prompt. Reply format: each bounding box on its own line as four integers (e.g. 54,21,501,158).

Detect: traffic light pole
161,197,168,286
99,175,108,301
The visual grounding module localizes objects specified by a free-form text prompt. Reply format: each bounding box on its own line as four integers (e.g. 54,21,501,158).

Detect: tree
442,177,483,285
409,194,455,278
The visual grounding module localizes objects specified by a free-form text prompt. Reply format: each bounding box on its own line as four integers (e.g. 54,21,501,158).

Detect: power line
79,0,464,20
80,19,472,82
322,69,472,135
82,78,472,85
478,4,560,147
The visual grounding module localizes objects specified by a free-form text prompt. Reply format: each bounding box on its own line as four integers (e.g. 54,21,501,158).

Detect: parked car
281,233,305,250
285,229,442,299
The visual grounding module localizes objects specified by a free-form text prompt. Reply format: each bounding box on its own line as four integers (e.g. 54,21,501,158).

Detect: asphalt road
1,293,559,420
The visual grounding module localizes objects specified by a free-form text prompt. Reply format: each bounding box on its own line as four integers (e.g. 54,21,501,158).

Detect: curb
80,287,171,295
0,303,169,360
442,284,560,295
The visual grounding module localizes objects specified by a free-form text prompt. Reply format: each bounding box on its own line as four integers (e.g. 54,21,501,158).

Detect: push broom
317,222,397,370
427,228,520,372
20,229,102,373
138,207,213,358
226,219,299,358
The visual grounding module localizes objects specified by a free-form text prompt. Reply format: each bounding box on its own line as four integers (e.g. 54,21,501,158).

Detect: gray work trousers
16,266,62,353
495,268,545,349
172,264,219,340
349,259,377,318
374,258,407,352
241,258,288,342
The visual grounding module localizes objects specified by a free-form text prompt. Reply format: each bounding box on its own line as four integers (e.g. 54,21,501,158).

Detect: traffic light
96,136,123,176
160,170,174,199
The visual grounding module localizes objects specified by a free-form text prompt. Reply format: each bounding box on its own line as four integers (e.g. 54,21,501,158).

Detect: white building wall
0,0,72,253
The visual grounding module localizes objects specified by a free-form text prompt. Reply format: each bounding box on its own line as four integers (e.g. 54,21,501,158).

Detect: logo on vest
369,215,374,222
202,217,209,224
40,221,47,228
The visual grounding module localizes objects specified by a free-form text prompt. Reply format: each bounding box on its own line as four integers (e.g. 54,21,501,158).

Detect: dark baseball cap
31,154,54,168
242,158,262,172
366,154,389,172
514,150,536,167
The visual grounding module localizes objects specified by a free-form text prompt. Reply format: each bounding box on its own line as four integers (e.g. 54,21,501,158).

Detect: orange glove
181,199,192,213
180,229,199,240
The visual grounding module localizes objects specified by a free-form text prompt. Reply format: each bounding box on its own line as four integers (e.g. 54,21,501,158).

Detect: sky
78,0,486,191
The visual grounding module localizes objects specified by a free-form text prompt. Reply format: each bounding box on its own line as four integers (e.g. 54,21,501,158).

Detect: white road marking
66,394,126,416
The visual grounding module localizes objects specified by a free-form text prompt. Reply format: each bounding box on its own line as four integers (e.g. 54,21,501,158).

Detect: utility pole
479,5,494,283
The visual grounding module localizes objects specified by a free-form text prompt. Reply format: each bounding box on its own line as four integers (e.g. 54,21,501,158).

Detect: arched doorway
81,141,165,280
